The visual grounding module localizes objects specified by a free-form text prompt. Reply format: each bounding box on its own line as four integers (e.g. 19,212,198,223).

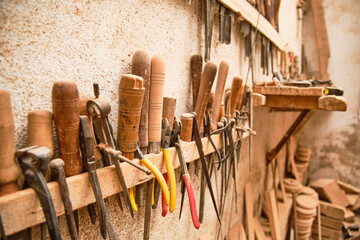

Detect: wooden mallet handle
191,55,203,110
194,61,217,128
230,76,243,118
162,97,176,131
180,113,194,142
117,74,144,153
132,50,151,153
211,60,229,130
148,55,165,153
0,90,19,195
52,80,83,176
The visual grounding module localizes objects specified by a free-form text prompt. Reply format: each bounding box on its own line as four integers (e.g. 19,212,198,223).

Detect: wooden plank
253,93,266,107
0,134,222,235
287,137,300,181
344,208,355,223
318,96,347,111
265,189,281,240
253,86,323,96
319,201,345,220
225,219,247,240
312,224,341,239
310,179,350,207
337,180,360,194
346,194,359,207
253,217,267,240
245,182,255,240
218,0,285,50
266,95,319,110
314,214,343,230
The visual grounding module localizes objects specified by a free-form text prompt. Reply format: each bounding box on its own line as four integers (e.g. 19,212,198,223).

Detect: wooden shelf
218,0,286,51
253,86,347,111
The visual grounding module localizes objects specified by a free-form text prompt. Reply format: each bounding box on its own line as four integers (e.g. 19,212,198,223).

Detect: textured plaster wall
0,0,301,239
297,0,360,188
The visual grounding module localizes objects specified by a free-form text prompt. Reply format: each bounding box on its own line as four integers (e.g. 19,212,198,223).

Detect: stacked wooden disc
294,189,319,240
284,178,303,193
295,147,312,181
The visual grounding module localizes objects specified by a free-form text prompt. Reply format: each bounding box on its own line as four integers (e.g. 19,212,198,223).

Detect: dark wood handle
191,55,203,110
0,90,19,195
180,113,193,142
230,76,243,118
206,92,214,113
162,97,176,131
132,50,151,152
149,55,165,144
194,61,217,128
52,80,83,176
117,74,144,153
27,110,54,156
211,60,229,130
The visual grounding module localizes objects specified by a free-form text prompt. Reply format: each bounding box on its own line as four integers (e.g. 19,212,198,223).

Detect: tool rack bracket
0,134,222,235
218,0,286,51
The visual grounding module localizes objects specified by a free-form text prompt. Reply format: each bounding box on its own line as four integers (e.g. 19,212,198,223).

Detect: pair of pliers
172,118,200,229
160,118,176,216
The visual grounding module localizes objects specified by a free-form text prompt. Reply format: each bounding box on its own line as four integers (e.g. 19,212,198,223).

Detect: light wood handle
180,113,193,142
132,50,151,151
194,61,217,128
162,97,176,131
148,55,165,143
117,74,144,153
191,55,203,110
211,60,229,130
27,110,53,156
0,90,19,196
52,80,83,176
230,76,243,118
236,85,245,111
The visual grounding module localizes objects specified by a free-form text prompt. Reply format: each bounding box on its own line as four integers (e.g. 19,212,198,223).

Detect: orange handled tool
230,76,243,119
52,80,83,176
180,113,193,142
0,90,19,196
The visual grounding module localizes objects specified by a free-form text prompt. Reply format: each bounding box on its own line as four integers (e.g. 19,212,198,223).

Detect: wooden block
310,179,350,207
312,224,341,239
346,194,359,207
265,189,281,240
337,180,360,194
266,95,319,110
319,201,345,220
245,182,255,240
318,96,347,111
344,208,355,223
253,217,267,240
252,93,266,107
314,214,343,230
225,219,247,240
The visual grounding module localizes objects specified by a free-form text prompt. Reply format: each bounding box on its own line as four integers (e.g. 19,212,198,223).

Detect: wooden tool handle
206,92,214,113
52,80,82,176
180,113,193,142
0,90,19,195
148,55,165,144
27,110,54,156
194,61,217,128
162,97,176,131
132,50,151,152
191,55,203,110
255,78,279,86
117,74,145,153
230,76,243,118
211,60,229,130
219,105,225,120
236,85,245,111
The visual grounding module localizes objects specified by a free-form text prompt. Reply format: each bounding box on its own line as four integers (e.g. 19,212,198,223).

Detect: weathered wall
0,0,302,239
298,0,360,187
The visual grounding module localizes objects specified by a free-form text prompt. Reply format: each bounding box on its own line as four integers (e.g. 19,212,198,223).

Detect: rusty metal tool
49,159,78,240
172,118,200,229
16,146,61,240
52,80,83,177
79,115,107,239
191,55,203,110
205,0,217,61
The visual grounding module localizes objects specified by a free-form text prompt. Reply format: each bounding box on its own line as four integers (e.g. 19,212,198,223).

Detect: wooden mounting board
0,134,222,235
253,86,323,97
217,0,285,50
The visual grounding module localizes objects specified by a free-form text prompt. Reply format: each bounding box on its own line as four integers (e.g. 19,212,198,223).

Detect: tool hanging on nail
205,0,217,61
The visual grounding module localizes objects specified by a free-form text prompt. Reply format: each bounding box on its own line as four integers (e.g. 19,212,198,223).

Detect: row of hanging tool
0,50,254,240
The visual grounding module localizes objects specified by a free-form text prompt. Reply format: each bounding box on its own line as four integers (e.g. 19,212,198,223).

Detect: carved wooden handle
211,60,229,130
132,50,151,152
194,61,217,128
162,97,176,131
180,113,193,142
27,110,54,156
52,80,83,176
0,90,19,196
191,55,203,110
148,55,165,145
117,74,145,153
230,76,243,118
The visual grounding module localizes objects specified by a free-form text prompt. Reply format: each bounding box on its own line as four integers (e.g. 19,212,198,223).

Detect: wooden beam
318,96,347,111
218,0,285,50
0,135,221,235
253,93,266,107
253,86,323,97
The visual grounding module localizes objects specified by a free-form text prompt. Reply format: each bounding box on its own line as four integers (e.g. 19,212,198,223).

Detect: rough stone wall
298,0,360,188
0,0,302,239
